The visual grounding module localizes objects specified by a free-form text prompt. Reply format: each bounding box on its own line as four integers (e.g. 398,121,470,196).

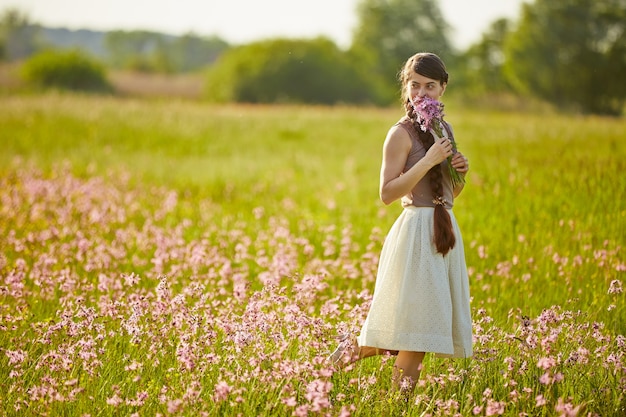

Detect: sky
0,0,526,50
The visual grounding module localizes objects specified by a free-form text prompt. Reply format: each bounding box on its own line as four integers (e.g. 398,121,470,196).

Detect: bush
205,38,379,105
21,49,112,92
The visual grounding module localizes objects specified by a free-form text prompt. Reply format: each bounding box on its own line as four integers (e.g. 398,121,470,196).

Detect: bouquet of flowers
410,95,465,188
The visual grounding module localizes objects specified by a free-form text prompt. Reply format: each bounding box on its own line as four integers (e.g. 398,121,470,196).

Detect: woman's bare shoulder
384,121,412,149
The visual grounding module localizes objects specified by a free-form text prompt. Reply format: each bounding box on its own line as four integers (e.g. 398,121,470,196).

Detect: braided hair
399,53,455,255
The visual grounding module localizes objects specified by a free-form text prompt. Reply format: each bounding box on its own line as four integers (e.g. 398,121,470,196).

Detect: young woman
330,52,472,392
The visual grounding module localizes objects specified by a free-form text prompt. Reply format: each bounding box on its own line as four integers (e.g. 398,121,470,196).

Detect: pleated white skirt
357,206,473,358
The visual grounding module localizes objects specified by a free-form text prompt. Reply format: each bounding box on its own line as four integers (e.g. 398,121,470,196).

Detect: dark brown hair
400,52,455,255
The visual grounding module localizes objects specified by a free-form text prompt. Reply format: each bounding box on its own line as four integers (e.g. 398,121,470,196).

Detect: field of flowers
0,94,625,416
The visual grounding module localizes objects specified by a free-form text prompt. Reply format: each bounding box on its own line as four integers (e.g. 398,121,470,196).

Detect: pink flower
106,393,123,407
576,347,590,364
123,272,140,287
540,372,552,385
338,406,353,417
608,279,622,294
294,405,309,417
504,356,515,371
5,349,27,365
167,399,183,414
304,379,331,412
485,400,505,416
213,381,231,402
537,356,556,370
555,397,581,417
282,396,297,407
410,95,445,133
536,394,547,406
176,341,197,371
64,379,78,386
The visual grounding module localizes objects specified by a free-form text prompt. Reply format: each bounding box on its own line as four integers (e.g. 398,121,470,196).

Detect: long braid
404,99,456,255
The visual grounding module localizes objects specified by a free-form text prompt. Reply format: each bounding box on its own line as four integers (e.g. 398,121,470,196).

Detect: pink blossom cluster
410,95,445,134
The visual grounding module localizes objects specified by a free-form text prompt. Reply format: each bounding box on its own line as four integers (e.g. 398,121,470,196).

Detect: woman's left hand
450,151,469,174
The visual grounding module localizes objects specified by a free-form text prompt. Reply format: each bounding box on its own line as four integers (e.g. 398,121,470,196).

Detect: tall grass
0,93,624,416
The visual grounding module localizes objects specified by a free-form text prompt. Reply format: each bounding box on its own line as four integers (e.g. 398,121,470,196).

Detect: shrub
205,38,379,105
21,49,112,92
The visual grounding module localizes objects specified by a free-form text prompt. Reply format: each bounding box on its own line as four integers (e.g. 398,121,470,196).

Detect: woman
330,52,472,392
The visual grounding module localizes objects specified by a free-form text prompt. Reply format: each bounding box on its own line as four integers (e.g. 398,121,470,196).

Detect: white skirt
357,206,473,358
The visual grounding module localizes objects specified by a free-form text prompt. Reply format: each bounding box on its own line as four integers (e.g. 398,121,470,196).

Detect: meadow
0,93,625,416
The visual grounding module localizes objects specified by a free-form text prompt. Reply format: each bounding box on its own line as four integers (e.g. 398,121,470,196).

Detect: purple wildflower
213,381,231,402
537,356,556,370
5,349,27,365
485,399,506,416
410,94,465,187
608,279,622,294
410,95,445,134
555,397,581,417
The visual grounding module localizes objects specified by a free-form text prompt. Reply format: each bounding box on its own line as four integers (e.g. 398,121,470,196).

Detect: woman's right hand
424,137,454,167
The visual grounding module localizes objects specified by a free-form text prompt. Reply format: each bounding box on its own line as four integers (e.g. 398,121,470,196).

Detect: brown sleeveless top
396,116,455,209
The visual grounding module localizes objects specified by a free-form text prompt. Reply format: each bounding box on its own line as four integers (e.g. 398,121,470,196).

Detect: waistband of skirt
403,205,453,213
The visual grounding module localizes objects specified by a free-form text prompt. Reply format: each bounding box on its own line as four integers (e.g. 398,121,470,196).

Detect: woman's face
406,71,446,101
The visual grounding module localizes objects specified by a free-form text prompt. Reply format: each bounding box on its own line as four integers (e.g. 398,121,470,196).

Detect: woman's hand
424,137,454,167
450,151,469,174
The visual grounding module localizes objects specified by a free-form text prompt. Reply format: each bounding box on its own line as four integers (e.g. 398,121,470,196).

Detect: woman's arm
379,125,453,205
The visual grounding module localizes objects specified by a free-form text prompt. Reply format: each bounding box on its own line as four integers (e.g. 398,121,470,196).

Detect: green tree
21,49,111,92
171,33,228,72
0,8,42,61
205,38,375,105
458,18,512,95
105,30,173,72
105,30,228,73
503,0,626,115
349,0,453,103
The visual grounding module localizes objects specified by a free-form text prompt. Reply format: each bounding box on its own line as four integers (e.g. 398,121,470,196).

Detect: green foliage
170,33,229,72
105,30,174,73
205,37,376,104
20,49,111,92
350,0,454,103
0,8,43,61
456,19,513,95
105,30,229,73
503,0,626,115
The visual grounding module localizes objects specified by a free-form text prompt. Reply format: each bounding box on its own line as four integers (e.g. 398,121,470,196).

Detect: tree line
1,0,624,115
0,9,228,73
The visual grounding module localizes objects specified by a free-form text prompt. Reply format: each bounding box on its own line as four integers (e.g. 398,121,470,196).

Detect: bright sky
0,0,526,50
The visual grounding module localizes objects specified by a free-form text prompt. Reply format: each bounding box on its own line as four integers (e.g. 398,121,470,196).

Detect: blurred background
0,0,624,115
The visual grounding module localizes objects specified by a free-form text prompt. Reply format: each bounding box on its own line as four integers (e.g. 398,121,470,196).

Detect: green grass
0,92,625,416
